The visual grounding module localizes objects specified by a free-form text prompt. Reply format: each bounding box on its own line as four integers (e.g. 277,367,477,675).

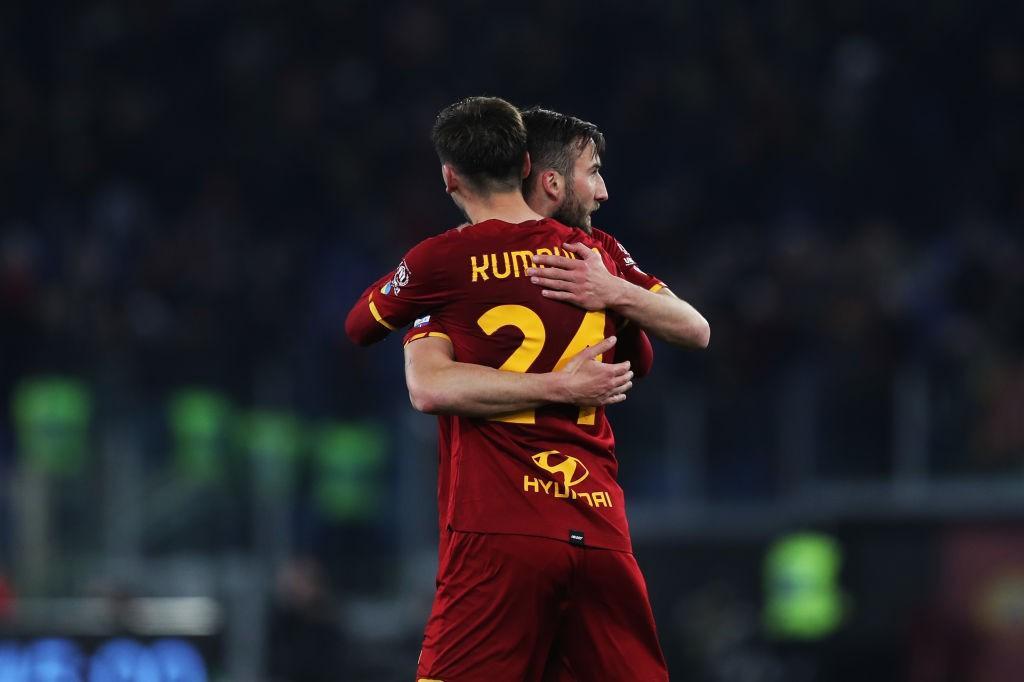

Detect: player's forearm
610,285,710,349
345,298,392,346
346,276,401,346
405,358,566,417
617,325,654,378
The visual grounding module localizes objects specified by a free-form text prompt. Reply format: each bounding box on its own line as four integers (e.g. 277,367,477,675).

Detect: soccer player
405,105,708,391
346,97,702,680
394,105,708,680
518,106,709,347
396,107,710,430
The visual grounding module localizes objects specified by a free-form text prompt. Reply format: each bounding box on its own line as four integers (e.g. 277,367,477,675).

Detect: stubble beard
553,183,595,235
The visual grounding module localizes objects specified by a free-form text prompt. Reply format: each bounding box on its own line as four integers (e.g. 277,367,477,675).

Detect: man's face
552,139,608,232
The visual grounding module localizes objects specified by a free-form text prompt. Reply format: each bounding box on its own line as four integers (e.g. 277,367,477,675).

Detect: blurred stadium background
2,1,1023,680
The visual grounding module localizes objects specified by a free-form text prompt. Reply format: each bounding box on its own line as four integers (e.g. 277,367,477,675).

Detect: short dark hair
431,96,528,195
521,107,606,197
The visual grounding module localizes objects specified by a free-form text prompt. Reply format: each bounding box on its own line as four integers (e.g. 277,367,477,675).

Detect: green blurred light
168,388,233,483
238,410,303,495
12,376,92,475
311,422,387,522
763,532,845,640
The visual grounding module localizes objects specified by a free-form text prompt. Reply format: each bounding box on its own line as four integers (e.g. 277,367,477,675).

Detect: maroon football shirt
589,226,666,295
353,218,663,552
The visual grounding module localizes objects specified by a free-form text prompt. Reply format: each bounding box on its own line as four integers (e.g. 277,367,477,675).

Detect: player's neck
462,190,545,225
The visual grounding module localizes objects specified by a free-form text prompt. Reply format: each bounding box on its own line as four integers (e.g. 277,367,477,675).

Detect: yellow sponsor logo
524,450,612,508
531,450,589,487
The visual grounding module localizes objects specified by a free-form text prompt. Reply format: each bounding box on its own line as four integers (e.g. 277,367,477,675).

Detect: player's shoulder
469,217,567,233
590,225,638,262
444,217,574,245
589,225,622,250
404,224,466,257
408,223,491,258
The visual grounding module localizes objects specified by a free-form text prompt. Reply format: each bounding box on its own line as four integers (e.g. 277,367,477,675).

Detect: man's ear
521,152,532,180
540,170,564,201
442,164,459,194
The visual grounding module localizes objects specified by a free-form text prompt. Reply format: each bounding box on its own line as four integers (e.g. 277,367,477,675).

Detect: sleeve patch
390,259,412,294
616,240,637,267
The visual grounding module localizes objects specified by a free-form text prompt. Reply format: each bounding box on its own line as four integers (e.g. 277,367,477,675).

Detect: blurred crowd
2,2,1023,679
2,0,1023,494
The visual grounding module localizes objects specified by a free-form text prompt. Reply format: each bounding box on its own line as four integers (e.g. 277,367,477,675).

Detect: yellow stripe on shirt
368,294,397,330
404,331,452,346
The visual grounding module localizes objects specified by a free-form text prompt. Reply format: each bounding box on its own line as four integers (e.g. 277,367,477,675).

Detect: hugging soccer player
347,97,708,680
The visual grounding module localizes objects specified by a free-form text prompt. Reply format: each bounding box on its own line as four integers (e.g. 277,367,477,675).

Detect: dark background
1,1,1023,680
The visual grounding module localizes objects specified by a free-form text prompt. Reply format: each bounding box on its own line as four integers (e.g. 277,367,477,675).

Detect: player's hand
526,242,627,311
558,336,633,407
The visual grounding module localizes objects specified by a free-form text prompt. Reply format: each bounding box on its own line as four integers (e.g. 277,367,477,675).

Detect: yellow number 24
476,304,607,425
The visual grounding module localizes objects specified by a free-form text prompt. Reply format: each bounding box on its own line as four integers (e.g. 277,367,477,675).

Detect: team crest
390,259,411,295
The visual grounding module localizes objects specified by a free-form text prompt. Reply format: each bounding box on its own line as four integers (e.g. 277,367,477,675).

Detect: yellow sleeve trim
404,331,451,346
649,282,665,293
368,294,397,331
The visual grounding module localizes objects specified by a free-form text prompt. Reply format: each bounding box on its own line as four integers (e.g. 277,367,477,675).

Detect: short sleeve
403,316,453,347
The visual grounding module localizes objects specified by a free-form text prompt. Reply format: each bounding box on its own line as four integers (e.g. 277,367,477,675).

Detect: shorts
415,530,668,682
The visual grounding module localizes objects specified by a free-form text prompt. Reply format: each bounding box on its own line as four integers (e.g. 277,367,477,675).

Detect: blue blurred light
0,641,27,682
88,640,160,682
0,639,208,682
150,640,207,682
25,639,83,682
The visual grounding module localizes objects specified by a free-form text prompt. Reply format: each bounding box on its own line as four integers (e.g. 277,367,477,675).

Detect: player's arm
345,237,453,346
612,284,709,349
345,272,403,346
615,321,654,378
403,334,634,417
527,242,710,349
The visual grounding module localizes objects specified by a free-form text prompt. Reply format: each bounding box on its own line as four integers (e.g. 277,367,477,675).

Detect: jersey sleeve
592,228,665,292
617,323,654,378
345,236,453,346
403,316,453,347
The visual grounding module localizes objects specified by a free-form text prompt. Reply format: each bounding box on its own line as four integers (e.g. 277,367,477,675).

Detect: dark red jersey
589,226,665,294
349,218,663,552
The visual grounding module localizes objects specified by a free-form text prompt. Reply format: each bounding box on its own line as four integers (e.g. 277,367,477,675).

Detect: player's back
430,219,619,381
403,218,634,551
